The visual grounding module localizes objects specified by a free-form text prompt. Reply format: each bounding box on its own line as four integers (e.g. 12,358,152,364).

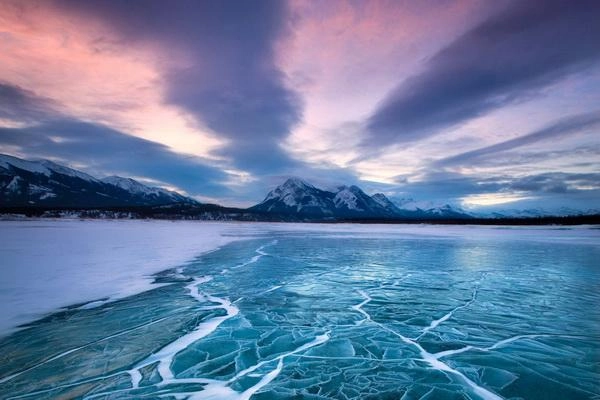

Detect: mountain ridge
1,154,597,221
250,177,471,220
0,154,200,208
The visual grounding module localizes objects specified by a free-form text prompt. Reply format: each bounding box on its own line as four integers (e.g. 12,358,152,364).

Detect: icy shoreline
1,220,598,336
0,220,257,335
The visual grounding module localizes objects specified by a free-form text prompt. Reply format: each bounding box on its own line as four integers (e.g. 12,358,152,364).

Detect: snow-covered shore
0,220,259,335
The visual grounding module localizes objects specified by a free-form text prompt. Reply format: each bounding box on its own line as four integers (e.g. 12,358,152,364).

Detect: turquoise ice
0,224,599,399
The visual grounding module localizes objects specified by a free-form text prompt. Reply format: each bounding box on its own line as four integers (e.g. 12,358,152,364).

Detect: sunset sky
1,0,599,210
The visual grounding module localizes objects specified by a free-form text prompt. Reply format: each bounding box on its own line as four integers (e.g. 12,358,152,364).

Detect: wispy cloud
54,0,303,175
508,172,600,194
366,0,600,145
436,111,600,167
1,0,598,210
0,117,231,196
387,170,600,207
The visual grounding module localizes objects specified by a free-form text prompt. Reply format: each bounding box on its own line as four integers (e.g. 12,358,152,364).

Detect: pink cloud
280,0,492,167
0,1,221,157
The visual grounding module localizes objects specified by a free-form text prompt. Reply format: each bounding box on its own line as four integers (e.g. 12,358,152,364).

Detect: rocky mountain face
0,154,199,208
250,178,472,219
5,154,587,221
250,178,336,217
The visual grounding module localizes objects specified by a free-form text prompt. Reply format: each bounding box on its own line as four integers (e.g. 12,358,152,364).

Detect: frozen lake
0,220,599,399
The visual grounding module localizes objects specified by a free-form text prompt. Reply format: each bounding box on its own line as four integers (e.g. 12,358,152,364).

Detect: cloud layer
437,111,600,167
367,0,600,145
0,82,230,197
0,0,598,210
54,0,303,174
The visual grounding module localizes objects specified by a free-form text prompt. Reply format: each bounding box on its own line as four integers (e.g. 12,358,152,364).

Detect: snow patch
333,187,361,211
39,192,57,200
39,160,99,182
102,176,167,197
5,176,23,192
0,154,50,175
27,184,51,195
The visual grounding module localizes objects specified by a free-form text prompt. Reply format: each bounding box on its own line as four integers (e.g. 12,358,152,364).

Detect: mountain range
0,154,198,208
1,154,597,221
249,177,471,219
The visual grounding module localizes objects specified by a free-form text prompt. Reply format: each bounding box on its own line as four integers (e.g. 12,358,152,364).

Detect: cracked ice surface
0,222,599,399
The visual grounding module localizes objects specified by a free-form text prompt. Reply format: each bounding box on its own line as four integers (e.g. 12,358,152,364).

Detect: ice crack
0,316,171,385
149,331,331,400
351,289,503,400
433,333,590,360
351,289,372,325
127,276,238,388
231,240,277,270
415,286,478,341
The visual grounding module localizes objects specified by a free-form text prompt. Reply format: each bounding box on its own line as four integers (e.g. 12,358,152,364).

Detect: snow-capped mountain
101,176,194,205
251,178,472,219
0,155,100,183
250,178,398,218
393,198,471,218
332,185,390,215
250,178,336,217
2,157,595,221
473,206,600,219
371,193,434,218
0,154,199,208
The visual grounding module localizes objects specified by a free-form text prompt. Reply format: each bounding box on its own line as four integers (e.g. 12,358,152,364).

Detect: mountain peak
253,177,333,216
252,177,475,220
281,177,313,190
39,159,99,183
336,184,362,193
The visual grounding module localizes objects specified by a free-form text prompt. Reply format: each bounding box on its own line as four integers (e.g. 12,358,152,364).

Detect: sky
1,0,599,211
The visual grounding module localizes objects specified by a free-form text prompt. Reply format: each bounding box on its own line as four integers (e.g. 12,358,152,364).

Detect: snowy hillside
102,176,194,205
394,198,471,218
0,154,199,208
472,206,600,219
251,178,472,219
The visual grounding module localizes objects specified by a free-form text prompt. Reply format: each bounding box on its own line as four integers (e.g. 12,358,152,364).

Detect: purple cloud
367,0,600,145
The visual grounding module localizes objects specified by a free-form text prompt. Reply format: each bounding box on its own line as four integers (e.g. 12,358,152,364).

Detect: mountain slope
371,193,427,218
393,197,471,218
249,178,336,217
472,206,600,219
251,178,472,220
0,154,199,208
371,193,400,212
102,176,196,205
332,186,393,217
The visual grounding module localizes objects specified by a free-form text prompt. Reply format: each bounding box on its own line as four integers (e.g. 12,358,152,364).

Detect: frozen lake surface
0,221,599,399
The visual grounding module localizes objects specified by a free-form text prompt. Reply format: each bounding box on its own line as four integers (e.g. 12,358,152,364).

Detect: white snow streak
352,289,503,400
128,277,237,387
416,286,478,340
231,240,277,269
